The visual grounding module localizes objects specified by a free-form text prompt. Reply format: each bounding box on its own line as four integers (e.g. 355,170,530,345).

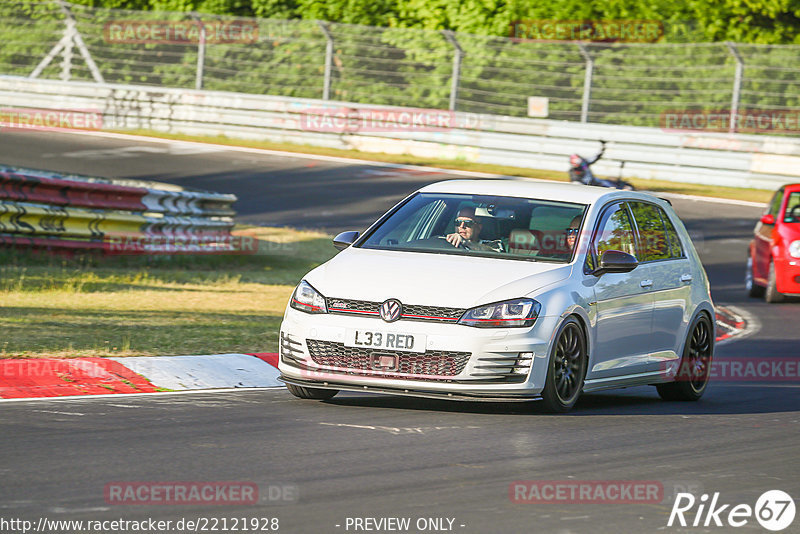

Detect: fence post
60,10,74,81
317,21,333,100
442,30,462,112
577,43,593,123
726,42,744,134
31,0,104,83
193,13,206,90
59,0,103,83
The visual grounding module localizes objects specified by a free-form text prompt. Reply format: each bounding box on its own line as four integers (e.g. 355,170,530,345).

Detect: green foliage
251,0,298,19
46,0,800,44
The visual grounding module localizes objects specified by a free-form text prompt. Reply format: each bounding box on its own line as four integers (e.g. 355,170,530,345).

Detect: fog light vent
513,352,534,375
280,331,305,364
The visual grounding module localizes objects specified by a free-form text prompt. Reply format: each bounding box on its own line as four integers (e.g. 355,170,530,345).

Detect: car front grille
306,339,470,379
326,298,465,323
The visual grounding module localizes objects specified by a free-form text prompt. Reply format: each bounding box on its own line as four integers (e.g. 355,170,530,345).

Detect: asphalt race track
1,130,798,533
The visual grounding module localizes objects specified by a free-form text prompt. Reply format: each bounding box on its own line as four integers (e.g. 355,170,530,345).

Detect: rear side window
661,211,684,258
628,201,684,261
629,202,670,261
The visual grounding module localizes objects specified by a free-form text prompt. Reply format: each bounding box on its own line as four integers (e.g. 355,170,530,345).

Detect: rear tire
765,261,785,303
657,314,713,401
745,255,765,298
286,383,338,400
541,318,587,413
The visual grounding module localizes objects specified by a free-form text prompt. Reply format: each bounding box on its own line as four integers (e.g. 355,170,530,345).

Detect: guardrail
1,76,799,190
0,164,238,254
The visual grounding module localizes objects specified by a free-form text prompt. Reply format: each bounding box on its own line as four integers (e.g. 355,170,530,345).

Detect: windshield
359,193,588,262
784,191,800,223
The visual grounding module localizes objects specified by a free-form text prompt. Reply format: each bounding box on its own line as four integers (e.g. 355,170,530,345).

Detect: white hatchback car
279,180,714,412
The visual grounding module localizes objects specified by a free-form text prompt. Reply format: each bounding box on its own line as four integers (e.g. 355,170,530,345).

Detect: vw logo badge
379,299,402,322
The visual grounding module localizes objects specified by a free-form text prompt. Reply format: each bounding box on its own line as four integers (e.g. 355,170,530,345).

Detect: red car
746,183,800,302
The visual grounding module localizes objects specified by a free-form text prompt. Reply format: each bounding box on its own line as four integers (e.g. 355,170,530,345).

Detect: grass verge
117,129,775,204
0,226,337,358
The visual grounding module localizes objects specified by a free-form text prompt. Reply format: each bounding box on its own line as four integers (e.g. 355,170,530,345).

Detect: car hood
305,247,572,310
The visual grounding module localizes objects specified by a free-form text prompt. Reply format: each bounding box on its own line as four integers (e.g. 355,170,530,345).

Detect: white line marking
49,507,110,513
319,422,480,435
31,410,86,416
711,383,800,388
0,386,284,404
657,192,764,208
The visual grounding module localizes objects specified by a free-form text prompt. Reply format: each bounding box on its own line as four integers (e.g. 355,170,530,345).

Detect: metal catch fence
1,0,799,130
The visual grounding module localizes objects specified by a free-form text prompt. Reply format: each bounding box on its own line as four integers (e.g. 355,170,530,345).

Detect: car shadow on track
318,383,799,416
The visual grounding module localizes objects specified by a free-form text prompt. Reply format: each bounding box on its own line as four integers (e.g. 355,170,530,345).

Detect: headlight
290,280,327,314
458,298,541,328
789,240,800,258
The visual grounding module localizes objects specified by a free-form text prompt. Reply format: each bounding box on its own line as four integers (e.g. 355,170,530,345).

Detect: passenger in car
565,215,582,252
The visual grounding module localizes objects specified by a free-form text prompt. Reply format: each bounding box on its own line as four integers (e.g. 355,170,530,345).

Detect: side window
660,210,684,258
768,189,784,217
593,203,637,262
629,202,670,262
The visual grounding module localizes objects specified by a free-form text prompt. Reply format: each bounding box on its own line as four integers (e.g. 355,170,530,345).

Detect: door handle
640,279,653,288
680,274,693,283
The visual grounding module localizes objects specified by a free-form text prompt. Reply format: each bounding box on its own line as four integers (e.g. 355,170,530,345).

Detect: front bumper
280,376,540,402
278,306,560,398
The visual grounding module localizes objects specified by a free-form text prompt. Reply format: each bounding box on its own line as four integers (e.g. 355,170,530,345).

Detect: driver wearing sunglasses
446,208,482,249
445,207,502,252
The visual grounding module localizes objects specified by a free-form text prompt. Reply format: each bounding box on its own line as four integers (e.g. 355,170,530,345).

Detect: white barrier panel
2,76,799,189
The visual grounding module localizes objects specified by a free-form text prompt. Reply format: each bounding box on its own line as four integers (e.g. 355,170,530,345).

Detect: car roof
782,183,800,193
420,179,669,208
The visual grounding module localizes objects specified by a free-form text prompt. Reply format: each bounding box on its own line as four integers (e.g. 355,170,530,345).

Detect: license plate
345,329,426,353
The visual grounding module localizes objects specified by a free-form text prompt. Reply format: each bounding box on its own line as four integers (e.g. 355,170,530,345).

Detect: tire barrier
0,165,236,216
0,166,238,254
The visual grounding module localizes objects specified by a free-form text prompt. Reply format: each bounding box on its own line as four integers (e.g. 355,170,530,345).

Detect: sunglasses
455,219,477,228
565,228,580,236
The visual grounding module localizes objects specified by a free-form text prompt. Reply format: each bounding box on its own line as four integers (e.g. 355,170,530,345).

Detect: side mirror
333,231,359,251
593,250,638,276
760,214,775,225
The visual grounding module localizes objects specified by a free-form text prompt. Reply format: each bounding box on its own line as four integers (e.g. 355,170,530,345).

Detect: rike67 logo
668,490,795,531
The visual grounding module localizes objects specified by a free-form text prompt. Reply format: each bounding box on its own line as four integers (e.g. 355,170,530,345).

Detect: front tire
657,314,713,401
765,261,785,303
541,318,587,413
286,383,338,400
745,255,765,298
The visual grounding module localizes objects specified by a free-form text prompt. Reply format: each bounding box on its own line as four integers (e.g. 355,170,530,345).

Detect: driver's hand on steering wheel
445,232,466,248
